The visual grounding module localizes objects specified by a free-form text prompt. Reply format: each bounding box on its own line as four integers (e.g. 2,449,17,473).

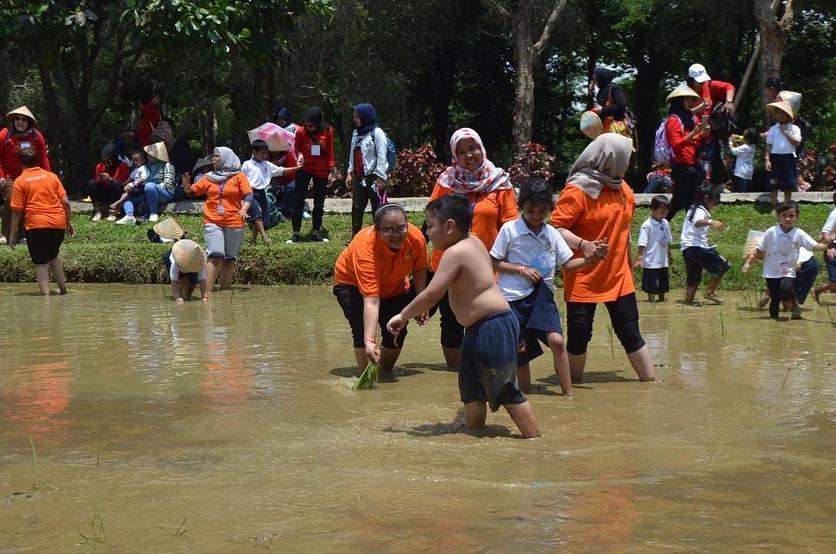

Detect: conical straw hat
766,100,794,120
776,90,801,117
172,239,206,274
152,217,185,241
6,106,36,124
666,83,701,102
143,141,169,163
580,110,603,139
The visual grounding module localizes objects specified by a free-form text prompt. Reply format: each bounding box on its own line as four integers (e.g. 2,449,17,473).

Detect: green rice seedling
174,516,189,537
96,438,108,467
826,306,833,323
28,436,38,488
719,312,726,336
78,509,107,545
606,324,615,358
353,362,379,390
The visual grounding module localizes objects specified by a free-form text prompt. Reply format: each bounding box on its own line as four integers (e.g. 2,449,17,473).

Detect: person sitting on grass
387,195,540,439
8,148,74,295
743,200,829,319
812,192,836,305
111,150,149,222
634,195,673,303
164,238,208,304
680,183,730,305
490,178,601,397
88,142,130,222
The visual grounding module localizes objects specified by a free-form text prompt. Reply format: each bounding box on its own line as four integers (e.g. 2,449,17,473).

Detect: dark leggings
766,277,795,319
351,176,382,236
566,293,646,356
668,163,704,222
292,169,327,233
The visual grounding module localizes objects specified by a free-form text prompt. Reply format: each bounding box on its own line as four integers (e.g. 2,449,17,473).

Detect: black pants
668,163,704,222
351,176,382,235
292,169,327,233
766,277,796,319
87,179,122,213
705,138,728,185
566,293,646,356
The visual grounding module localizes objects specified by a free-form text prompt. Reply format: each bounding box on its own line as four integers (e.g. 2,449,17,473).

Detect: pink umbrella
247,122,295,155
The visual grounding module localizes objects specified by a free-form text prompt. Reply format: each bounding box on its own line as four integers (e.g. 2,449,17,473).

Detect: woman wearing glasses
0,106,51,245
333,204,428,375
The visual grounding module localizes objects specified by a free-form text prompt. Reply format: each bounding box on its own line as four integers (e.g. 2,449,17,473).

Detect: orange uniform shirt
429,184,518,271
550,183,636,303
190,173,253,228
334,223,428,298
10,167,67,230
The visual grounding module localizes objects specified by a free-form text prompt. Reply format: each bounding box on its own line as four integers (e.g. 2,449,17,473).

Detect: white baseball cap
688,63,711,83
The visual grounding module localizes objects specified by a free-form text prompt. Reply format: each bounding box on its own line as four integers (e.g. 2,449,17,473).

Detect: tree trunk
512,36,536,148
753,0,798,106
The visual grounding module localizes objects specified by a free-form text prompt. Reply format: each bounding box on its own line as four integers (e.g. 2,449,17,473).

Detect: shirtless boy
387,195,539,438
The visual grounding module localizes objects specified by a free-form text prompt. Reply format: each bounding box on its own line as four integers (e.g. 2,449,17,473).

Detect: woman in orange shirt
550,134,655,384
9,148,74,295
333,204,428,374
428,128,518,368
183,147,252,295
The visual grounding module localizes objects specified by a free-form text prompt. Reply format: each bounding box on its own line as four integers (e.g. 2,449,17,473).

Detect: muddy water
0,284,834,553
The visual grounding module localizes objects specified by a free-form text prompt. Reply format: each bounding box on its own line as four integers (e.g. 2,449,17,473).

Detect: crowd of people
2,62,835,439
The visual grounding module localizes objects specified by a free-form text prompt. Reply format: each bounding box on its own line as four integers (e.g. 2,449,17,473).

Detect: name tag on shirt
311,145,321,157
20,141,31,149
530,250,555,277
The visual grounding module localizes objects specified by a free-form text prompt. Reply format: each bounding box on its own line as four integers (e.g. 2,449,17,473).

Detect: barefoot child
164,238,208,303
387,195,539,438
490,178,599,396
635,195,672,302
812,192,836,305
742,200,828,319
111,150,149,222
9,148,74,295
680,184,730,305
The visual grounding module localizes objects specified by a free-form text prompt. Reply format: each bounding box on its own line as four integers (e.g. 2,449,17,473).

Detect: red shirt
0,127,51,179
695,80,735,118
294,126,335,179
136,101,162,147
10,167,67,230
270,151,298,187
665,115,710,166
94,161,131,189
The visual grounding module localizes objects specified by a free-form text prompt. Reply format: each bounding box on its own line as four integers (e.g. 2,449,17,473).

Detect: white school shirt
756,225,818,278
766,123,801,156
730,143,755,179
822,207,836,236
169,252,207,281
490,218,574,301
637,217,672,268
680,206,711,250
241,159,283,191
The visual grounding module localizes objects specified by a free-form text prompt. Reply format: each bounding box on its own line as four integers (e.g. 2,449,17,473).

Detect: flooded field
1,284,834,552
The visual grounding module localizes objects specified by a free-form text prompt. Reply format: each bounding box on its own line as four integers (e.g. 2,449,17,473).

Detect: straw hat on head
143,141,169,163
767,100,795,120
152,217,185,241
580,111,603,139
172,239,206,274
666,83,701,102
6,106,36,125
776,90,801,117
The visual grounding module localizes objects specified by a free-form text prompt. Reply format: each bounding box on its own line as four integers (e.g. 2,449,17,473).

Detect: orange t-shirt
190,173,253,228
334,224,428,298
550,183,636,303
10,167,67,230
429,184,518,271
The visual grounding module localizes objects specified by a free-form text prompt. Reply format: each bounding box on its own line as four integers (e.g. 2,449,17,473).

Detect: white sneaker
91,212,102,222
0,235,6,245
115,215,136,225
149,214,159,222
106,215,117,222
302,212,312,220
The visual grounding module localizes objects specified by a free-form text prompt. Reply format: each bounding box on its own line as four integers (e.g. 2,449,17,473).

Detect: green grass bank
0,204,833,290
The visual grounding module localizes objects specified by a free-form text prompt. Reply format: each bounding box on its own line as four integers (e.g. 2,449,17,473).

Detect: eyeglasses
379,224,408,235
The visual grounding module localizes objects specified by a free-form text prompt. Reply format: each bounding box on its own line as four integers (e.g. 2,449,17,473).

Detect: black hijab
669,98,695,131
594,67,617,106
302,107,325,134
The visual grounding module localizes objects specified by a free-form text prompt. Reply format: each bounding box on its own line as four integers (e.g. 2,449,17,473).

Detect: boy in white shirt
680,184,730,305
490,179,599,396
765,100,802,210
728,128,758,193
812,192,836,304
242,139,294,245
634,195,672,302
743,200,828,319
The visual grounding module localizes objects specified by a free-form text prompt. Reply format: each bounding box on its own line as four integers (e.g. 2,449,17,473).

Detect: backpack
708,103,738,140
373,127,397,173
263,189,281,229
653,118,674,166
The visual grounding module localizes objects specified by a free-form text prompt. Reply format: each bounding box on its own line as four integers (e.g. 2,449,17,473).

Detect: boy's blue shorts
825,253,836,282
460,310,527,412
768,153,798,192
682,246,731,286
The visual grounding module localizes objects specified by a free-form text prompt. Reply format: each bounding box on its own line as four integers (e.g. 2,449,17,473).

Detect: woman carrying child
116,142,174,224
183,147,253,294
680,183,730,305
664,84,711,221
333,203,428,375
347,103,389,236
428,127,519,369
113,149,150,223
550,134,655,384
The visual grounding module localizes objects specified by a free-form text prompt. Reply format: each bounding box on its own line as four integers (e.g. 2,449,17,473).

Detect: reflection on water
0,284,834,552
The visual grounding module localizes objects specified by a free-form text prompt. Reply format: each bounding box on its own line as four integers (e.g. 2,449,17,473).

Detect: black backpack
709,103,738,140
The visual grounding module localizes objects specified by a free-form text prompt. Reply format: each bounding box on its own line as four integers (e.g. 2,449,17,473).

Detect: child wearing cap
765,100,801,211
164,239,208,303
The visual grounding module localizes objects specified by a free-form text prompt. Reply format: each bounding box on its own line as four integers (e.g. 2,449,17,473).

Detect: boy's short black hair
425,195,471,233
18,148,38,167
743,127,760,145
518,177,554,209
650,195,671,211
775,200,799,215
132,149,147,160
251,139,269,152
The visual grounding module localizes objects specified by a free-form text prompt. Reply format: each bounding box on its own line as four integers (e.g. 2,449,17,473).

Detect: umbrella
247,122,295,154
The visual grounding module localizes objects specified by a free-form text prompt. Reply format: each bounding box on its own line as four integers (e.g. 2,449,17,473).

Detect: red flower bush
508,142,555,185
388,143,446,197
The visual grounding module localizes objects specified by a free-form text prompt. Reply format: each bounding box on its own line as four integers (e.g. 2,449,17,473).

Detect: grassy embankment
0,203,833,289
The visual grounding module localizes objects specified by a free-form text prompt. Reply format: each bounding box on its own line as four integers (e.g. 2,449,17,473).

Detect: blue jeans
143,182,174,216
